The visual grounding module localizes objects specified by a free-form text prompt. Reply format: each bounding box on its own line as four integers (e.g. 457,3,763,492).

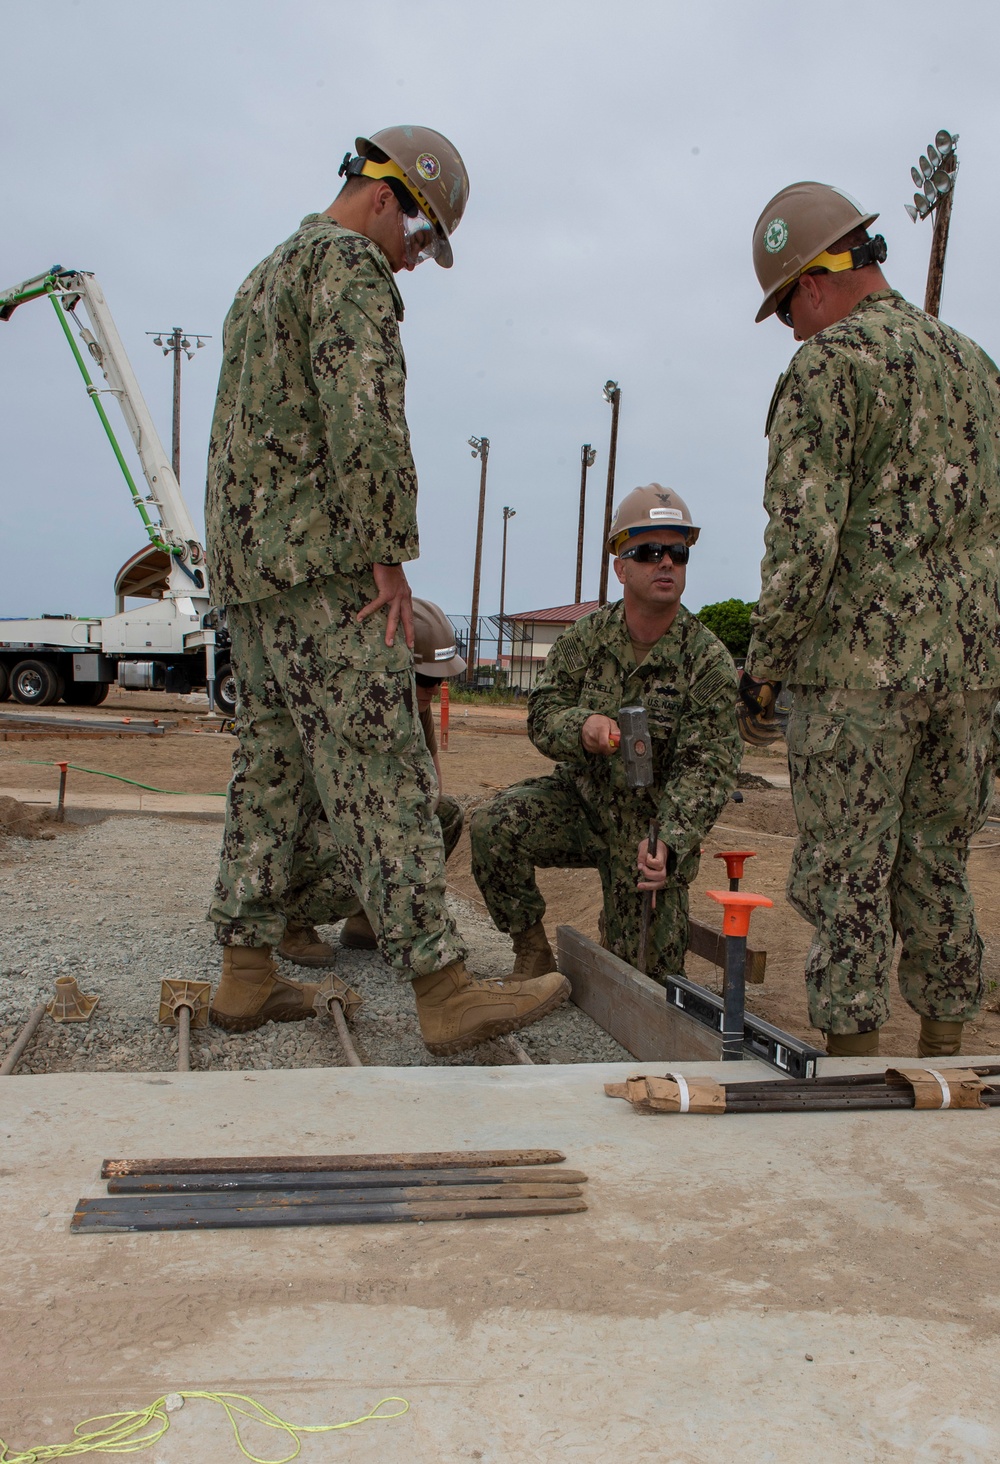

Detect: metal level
663,971,823,1079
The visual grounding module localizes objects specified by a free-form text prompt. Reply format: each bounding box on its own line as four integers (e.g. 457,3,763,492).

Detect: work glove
738,670,781,716
737,671,786,747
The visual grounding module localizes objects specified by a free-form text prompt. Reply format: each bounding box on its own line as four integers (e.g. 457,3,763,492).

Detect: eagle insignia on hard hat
416,153,441,181
764,218,788,253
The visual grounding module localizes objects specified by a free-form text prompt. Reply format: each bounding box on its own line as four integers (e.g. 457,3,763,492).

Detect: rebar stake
158,980,211,1072
315,976,364,1067
705,890,773,1060
0,1002,47,1075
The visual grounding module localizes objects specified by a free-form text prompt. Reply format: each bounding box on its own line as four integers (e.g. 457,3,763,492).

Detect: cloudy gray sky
2,0,996,630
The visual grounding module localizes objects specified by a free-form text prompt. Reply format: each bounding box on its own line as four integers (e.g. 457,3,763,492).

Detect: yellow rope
0,1391,409,1463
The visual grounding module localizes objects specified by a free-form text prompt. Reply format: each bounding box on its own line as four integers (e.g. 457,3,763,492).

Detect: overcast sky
2,0,996,630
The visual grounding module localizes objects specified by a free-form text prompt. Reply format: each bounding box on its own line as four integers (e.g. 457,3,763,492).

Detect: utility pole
497,505,516,671
597,381,621,607
467,436,490,686
903,128,959,319
147,326,211,482
575,444,597,604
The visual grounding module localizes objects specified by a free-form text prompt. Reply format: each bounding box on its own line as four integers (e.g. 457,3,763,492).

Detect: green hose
23,760,226,797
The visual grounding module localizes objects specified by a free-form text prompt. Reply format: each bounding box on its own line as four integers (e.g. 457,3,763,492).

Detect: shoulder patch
764,370,789,439
690,664,736,708
556,635,587,673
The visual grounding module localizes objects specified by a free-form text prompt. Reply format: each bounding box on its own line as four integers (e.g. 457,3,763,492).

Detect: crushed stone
0,815,630,1074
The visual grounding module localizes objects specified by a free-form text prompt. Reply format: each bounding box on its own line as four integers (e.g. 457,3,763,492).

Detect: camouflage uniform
471,603,741,982
205,214,465,978
283,704,464,929
745,288,1000,1033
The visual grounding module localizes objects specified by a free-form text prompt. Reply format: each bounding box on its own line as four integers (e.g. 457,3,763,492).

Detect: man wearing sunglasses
744,180,1000,1060
205,128,571,1053
470,484,741,985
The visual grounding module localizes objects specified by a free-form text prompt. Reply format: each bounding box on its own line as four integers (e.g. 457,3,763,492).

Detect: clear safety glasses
401,210,446,268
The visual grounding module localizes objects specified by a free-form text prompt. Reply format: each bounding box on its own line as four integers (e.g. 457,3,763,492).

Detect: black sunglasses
776,280,799,328
619,541,690,565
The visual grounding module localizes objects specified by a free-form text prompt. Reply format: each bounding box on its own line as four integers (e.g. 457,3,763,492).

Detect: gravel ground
0,814,630,1074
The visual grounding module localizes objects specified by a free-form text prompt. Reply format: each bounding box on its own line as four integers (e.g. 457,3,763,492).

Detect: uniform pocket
327,624,417,759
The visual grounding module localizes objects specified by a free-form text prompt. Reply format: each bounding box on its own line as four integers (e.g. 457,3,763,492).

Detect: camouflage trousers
470,769,689,982
208,573,466,978
288,795,464,927
786,685,998,1034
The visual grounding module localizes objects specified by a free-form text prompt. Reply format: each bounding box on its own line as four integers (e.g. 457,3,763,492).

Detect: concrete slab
2,1059,1000,1462
3,783,225,819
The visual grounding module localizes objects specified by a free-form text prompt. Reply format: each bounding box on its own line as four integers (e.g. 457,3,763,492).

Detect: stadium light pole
496,505,516,671
575,444,597,604
467,436,490,685
597,381,621,606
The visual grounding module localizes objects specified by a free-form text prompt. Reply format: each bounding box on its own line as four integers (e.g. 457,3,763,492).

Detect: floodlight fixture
919,155,933,180
602,379,619,404
468,434,488,460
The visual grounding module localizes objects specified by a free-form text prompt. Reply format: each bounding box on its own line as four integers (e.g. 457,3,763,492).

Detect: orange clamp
714,850,756,882
705,889,773,938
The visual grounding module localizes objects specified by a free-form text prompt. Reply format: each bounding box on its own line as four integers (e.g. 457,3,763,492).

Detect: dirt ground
2,690,999,1057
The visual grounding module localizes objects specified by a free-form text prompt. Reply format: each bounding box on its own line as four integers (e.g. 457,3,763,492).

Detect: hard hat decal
434,645,457,660
416,153,441,182
650,507,683,520
764,217,789,254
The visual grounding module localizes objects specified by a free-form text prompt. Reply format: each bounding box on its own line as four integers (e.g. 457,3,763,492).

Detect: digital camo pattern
287,796,464,928
206,214,419,606
471,603,741,982
786,686,996,1033
746,288,1000,689
208,572,467,979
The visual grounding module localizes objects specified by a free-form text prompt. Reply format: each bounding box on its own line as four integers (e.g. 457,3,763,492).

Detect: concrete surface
2,1058,999,1463
5,783,225,818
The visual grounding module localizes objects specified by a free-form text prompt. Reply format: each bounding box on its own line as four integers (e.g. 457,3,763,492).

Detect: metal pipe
331,1001,363,1067
56,761,68,822
721,932,747,1060
1,1002,46,1076
176,1004,191,1072
507,1036,534,1065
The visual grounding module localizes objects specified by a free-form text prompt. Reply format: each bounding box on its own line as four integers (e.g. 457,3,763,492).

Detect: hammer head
617,704,654,788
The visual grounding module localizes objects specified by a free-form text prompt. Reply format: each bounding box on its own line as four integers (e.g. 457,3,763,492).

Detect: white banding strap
926,1069,951,1109
668,1072,691,1113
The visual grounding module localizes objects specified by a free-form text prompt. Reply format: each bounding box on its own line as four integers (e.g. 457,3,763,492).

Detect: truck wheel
0,664,8,701
10,658,64,707
213,663,238,715
62,682,110,707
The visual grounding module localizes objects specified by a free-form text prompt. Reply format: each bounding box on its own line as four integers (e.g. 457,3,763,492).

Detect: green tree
696,598,755,659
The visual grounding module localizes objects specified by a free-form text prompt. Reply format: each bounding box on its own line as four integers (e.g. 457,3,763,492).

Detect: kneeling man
471,486,741,983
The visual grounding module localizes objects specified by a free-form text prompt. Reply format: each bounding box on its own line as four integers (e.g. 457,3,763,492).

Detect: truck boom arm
0,267,207,594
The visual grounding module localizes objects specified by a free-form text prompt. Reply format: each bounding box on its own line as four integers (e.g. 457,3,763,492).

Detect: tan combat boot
917,1017,963,1058
277,923,337,968
825,1030,880,1057
508,922,556,981
412,960,570,1056
210,945,320,1032
340,912,378,950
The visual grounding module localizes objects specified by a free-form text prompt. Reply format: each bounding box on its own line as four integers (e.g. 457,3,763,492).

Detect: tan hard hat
356,126,469,268
607,484,701,554
752,182,879,322
413,598,466,677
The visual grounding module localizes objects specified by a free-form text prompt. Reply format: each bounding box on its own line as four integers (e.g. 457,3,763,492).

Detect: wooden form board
688,916,767,985
557,926,723,1063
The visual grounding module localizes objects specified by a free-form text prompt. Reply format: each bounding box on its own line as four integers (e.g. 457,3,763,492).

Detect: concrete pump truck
0,266,234,713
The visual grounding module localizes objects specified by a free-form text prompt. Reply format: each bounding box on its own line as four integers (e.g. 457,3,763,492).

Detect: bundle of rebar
72,1149,587,1233
606,1065,1000,1116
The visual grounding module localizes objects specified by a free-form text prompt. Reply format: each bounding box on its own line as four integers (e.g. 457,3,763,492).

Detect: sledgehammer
617,705,658,974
